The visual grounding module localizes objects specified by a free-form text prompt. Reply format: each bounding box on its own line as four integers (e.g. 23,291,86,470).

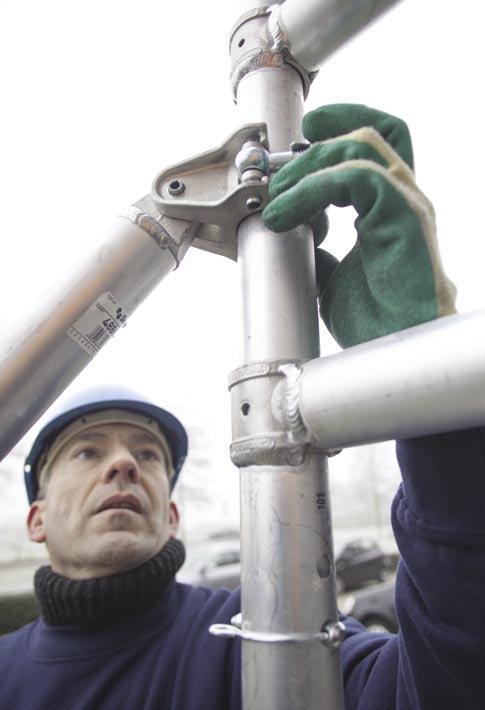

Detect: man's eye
136,449,160,462
74,448,98,460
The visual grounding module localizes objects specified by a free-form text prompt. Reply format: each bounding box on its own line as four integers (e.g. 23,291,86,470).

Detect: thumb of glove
309,211,329,247
315,248,339,302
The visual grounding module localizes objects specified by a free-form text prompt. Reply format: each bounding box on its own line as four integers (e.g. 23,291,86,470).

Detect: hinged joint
150,123,310,262
151,123,271,262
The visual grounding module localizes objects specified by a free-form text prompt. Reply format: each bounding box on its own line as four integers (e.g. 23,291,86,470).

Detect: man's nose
103,450,140,484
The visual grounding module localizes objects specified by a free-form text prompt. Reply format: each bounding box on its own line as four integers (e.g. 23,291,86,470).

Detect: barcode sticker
68,292,127,357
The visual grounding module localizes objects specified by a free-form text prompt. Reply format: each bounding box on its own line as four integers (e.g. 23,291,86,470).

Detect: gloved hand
262,104,456,348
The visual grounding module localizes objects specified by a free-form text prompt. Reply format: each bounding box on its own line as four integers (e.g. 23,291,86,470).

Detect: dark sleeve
341,427,485,710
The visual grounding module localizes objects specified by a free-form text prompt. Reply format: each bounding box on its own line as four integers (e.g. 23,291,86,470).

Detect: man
6,385,243,708
25,387,186,599
1,105,484,709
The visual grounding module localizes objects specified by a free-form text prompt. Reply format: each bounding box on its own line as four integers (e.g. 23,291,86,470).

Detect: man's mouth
96,494,143,515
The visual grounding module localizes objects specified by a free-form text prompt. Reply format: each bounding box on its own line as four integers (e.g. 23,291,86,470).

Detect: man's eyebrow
65,429,165,451
128,431,163,447
70,431,108,443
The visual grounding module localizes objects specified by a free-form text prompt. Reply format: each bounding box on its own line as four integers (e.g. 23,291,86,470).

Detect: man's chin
87,531,160,576
93,509,144,532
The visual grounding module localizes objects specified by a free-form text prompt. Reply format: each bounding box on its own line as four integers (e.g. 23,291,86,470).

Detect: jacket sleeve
341,427,485,710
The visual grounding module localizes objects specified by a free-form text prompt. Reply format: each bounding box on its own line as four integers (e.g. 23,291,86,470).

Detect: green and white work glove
262,104,456,349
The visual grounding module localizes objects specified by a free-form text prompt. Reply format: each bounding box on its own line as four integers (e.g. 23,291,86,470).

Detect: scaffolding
2,1,483,708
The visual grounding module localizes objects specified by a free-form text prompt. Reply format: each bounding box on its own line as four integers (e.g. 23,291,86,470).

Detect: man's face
27,423,179,579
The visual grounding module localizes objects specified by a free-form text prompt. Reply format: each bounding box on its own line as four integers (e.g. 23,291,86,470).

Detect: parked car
178,536,390,593
335,538,390,593
177,538,241,591
341,580,398,633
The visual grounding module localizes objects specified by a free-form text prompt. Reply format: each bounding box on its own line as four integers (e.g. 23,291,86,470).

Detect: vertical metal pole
235,49,345,710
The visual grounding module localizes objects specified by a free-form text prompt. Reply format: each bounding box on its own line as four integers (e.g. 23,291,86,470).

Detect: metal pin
246,196,262,210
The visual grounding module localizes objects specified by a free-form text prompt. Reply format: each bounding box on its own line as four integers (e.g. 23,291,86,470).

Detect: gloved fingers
266,161,456,346
268,128,412,202
262,103,456,349
302,104,414,170
263,159,428,235
263,158,454,311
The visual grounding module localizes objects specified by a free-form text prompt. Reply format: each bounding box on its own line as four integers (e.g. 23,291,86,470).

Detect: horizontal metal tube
276,0,402,73
298,311,485,450
0,214,191,460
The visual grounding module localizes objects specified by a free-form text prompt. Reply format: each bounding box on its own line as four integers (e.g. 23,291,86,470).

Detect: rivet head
246,195,262,210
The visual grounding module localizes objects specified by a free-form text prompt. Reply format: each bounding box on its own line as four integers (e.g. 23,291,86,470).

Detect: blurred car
178,535,390,594
341,580,398,633
177,538,241,591
335,539,390,593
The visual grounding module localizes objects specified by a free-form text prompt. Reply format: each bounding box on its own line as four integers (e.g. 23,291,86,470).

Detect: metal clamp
229,360,341,467
210,615,346,650
151,123,307,262
229,359,311,467
229,5,318,99
152,123,271,261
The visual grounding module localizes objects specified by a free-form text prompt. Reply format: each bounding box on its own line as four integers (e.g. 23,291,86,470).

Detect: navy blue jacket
1,428,484,709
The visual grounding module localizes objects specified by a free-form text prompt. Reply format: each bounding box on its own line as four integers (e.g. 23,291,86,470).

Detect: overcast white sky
1,0,484,547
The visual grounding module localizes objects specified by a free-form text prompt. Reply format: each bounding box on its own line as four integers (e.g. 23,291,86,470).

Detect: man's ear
168,501,180,538
27,500,47,543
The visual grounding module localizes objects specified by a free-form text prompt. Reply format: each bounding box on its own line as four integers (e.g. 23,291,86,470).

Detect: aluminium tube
297,311,485,451
273,0,402,73
0,211,196,460
236,66,345,710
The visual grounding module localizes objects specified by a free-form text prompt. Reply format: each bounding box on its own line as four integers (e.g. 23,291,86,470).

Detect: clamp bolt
168,179,185,196
290,141,311,153
322,621,346,649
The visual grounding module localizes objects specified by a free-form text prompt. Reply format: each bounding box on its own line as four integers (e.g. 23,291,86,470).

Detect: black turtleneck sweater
34,537,186,627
